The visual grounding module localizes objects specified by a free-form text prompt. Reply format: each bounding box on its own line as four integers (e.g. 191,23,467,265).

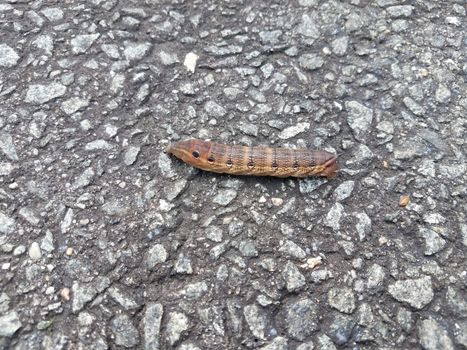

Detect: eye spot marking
226,159,233,167
293,162,299,170
247,160,254,169
208,156,215,163
272,162,278,170
192,150,200,158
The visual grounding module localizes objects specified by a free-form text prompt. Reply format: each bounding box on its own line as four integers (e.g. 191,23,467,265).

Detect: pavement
0,0,466,349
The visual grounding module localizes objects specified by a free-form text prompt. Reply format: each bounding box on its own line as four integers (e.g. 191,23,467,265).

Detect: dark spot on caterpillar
208,156,215,163
226,159,233,167
192,150,200,158
272,162,278,170
293,162,299,170
247,160,254,169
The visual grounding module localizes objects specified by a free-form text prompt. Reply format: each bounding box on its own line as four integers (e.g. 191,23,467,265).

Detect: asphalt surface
0,1,466,349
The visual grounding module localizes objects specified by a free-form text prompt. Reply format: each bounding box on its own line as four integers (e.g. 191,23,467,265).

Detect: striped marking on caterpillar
165,139,338,179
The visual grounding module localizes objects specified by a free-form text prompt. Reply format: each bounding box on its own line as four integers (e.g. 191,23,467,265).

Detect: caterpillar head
165,139,211,167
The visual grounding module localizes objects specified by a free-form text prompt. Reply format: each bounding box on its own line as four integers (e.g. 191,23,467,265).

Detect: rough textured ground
0,0,466,349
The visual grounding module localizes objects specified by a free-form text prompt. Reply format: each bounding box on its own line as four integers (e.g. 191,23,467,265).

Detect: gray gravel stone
298,0,318,6
0,311,21,337
0,162,14,176
259,30,283,45
328,287,356,314
278,240,306,259
13,245,26,256
456,321,467,347
0,44,20,67
278,122,310,139
124,42,152,61
209,241,230,260
238,122,259,137
394,139,427,160
72,277,110,313
296,342,314,350
213,189,237,206
316,334,337,350
85,140,114,151
378,120,395,135
71,167,95,190
204,44,242,56
388,276,433,309
18,207,40,226
238,240,258,257
418,318,454,350
158,152,175,178
41,7,64,21
366,263,385,290
228,219,244,237
178,344,201,350
420,227,446,255
387,5,413,17
324,203,344,230
330,313,357,345
345,101,373,142
165,179,187,201
124,146,141,166
0,133,18,161
166,312,189,346
108,286,139,310
285,299,318,341
206,226,223,242
143,303,163,350
403,97,424,116
244,304,266,340
158,50,179,66
0,293,10,314
223,87,243,100
299,178,327,193
60,209,73,235
102,199,130,216
174,254,193,274
28,242,41,260
260,337,288,350
446,286,467,317
204,100,227,118
61,97,89,115
110,314,140,348
397,307,413,332
0,212,16,235
146,244,167,269
333,181,354,201
331,36,349,56
435,84,451,104
25,83,66,104
178,282,208,299
71,34,100,54
351,144,374,165
283,261,306,292
32,35,54,55
296,13,320,39
355,212,371,241
101,44,120,59
40,231,54,253
299,53,324,70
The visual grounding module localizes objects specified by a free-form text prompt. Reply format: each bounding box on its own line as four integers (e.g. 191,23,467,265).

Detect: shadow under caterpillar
166,139,338,179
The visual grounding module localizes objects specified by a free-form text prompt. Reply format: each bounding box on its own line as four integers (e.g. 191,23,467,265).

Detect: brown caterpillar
166,139,338,179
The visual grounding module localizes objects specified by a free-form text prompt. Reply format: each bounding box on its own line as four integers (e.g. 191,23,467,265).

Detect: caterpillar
165,139,338,179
